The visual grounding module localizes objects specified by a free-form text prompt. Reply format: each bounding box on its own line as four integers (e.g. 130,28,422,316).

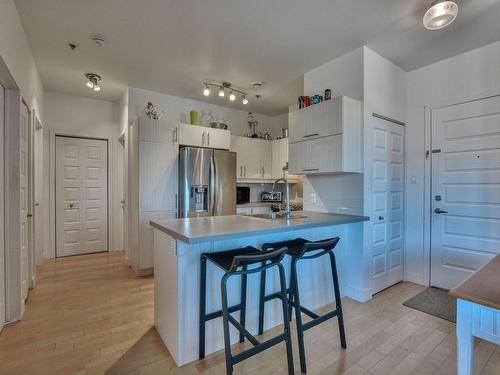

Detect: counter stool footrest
302,309,339,331
298,305,320,320
232,333,287,365
228,315,261,346
205,303,242,321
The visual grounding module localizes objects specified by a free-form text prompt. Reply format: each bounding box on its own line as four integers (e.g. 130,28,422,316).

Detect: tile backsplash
303,174,363,215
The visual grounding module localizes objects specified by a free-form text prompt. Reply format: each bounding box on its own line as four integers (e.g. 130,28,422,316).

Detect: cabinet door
272,138,288,179
206,128,231,150
289,135,343,174
289,108,305,143
177,124,205,147
242,138,261,178
261,141,272,179
231,135,246,179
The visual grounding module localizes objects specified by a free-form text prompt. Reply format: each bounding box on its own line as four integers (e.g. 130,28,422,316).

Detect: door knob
434,208,448,214
378,216,384,221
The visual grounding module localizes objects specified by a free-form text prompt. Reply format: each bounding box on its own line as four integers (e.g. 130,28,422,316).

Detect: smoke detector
91,35,106,47
252,81,264,89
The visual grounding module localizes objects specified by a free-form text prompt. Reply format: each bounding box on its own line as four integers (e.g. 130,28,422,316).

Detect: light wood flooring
0,251,498,375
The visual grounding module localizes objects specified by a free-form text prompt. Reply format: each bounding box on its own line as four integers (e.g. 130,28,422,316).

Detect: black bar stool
258,237,345,373
199,246,294,375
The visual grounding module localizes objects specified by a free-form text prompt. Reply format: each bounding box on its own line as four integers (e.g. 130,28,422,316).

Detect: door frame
53,134,110,257
422,88,500,287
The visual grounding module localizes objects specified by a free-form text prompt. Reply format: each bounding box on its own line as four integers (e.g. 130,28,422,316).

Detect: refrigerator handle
210,155,216,216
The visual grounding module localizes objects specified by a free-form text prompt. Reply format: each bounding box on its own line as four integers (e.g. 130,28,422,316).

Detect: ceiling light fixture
423,0,458,30
202,81,250,105
85,73,102,92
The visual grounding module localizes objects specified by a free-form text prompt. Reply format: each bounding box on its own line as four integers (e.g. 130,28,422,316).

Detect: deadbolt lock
435,195,442,201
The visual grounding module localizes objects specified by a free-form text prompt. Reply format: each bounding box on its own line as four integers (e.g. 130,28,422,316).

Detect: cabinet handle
202,131,206,146
207,132,210,146
240,165,243,177
244,165,246,177
303,133,319,138
261,167,264,177
303,168,319,172
173,128,178,144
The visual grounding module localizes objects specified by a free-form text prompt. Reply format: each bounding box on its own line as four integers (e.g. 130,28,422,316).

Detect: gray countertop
150,211,369,244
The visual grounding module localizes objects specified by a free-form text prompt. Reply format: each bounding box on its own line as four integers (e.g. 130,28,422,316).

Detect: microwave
236,186,250,204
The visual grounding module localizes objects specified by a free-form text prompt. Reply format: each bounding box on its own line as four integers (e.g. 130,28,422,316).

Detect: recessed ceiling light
423,0,458,30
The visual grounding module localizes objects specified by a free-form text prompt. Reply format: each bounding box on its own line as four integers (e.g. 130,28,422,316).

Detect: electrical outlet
311,192,317,204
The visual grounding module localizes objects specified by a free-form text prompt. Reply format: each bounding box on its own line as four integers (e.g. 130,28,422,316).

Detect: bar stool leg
329,251,346,348
291,259,307,373
239,266,248,343
221,274,234,375
258,261,266,335
199,256,207,359
278,263,295,375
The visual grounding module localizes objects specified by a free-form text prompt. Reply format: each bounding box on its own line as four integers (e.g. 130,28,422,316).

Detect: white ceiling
15,0,500,115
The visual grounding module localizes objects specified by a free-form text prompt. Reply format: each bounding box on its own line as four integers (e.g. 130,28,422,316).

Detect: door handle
434,208,448,214
69,203,74,208
27,214,33,218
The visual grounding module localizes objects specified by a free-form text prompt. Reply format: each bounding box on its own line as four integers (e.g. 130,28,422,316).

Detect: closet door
56,136,108,256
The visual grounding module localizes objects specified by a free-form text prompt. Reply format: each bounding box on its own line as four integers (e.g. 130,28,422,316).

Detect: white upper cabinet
231,136,272,180
288,96,361,174
177,123,231,150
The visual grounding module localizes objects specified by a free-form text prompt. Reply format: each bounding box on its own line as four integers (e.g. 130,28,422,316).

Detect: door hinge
431,149,441,154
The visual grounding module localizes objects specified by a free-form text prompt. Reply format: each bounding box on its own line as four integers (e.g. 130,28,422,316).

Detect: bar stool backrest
298,237,340,259
230,247,287,273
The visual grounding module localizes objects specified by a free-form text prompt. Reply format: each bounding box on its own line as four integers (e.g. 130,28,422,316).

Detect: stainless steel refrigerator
179,147,236,218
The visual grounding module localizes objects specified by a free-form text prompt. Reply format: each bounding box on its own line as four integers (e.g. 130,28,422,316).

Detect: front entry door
56,136,108,257
431,95,500,290
369,116,405,294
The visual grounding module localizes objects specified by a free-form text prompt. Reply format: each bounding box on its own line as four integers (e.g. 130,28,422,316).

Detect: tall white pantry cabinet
127,118,177,275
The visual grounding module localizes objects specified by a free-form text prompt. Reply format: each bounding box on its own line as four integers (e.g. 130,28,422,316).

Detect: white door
20,103,30,302
431,96,500,290
0,84,5,332
56,136,108,257
368,117,405,294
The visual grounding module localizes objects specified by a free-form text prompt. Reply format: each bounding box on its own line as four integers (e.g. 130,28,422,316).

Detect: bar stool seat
199,245,294,375
203,246,263,272
259,237,345,374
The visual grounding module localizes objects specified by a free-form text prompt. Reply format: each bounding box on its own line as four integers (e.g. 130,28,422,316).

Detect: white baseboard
344,285,372,303
404,271,427,286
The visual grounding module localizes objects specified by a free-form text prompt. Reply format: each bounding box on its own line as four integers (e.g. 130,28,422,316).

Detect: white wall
0,0,44,118
44,91,123,256
128,87,284,138
304,47,364,101
405,40,500,285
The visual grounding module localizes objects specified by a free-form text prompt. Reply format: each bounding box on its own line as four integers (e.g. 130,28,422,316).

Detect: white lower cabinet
236,205,271,216
177,123,230,150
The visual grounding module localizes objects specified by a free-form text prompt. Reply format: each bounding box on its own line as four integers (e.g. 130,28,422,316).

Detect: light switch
410,176,417,184
311,192,317,204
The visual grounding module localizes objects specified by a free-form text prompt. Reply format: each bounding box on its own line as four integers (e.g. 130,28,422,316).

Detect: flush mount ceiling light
202,81,250,105
423,0,458,30
85,73,102,92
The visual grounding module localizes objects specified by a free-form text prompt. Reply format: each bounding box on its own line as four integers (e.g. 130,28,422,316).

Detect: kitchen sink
248,212,308,220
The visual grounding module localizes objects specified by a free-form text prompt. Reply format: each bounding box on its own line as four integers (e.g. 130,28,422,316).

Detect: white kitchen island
150,212,368,366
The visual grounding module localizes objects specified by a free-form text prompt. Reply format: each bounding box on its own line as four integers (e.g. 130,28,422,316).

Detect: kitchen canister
190,111,199,125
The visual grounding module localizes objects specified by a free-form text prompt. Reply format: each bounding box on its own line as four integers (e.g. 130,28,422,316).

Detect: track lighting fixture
85,73,102,92
202,81,250,105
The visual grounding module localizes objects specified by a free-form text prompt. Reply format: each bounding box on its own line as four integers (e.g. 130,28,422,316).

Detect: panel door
431,96,500,290
20,103,30,301
369,118,404,294
56,137,108,257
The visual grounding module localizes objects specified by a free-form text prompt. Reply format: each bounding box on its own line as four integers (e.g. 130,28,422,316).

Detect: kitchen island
150,211,368,366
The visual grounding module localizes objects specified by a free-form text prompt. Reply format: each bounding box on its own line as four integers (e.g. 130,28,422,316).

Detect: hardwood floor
0,252,498,375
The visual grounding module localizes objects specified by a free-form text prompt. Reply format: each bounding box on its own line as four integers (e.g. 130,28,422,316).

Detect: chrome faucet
272,164,291,219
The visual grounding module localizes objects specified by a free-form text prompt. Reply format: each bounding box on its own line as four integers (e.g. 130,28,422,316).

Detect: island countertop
150,211,368,244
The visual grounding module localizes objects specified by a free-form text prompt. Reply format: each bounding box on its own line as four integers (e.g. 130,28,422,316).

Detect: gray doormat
403,287,456,323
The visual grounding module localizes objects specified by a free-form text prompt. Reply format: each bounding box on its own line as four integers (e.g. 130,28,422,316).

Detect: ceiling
15,0,500,115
